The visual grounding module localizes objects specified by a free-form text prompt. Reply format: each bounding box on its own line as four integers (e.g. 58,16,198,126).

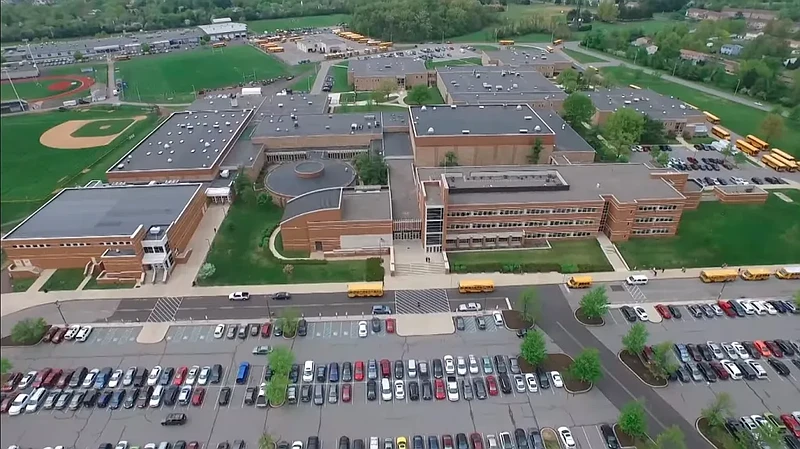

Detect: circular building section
265,158,357,206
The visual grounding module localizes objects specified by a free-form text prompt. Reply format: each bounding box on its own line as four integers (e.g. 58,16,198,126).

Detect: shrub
365,257,385,281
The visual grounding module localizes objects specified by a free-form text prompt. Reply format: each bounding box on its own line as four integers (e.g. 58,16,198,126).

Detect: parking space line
334,322,343,338
582,426,593,449
608,311,619,325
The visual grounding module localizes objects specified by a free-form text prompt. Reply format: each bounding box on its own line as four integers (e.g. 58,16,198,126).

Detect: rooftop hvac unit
427,127,435,134
524,116,533,120
450,105,456,109
461,130,470,134
519,129,528,133
420,106,427,111
516,105,523,110
149,226,162,235
534,125,541,132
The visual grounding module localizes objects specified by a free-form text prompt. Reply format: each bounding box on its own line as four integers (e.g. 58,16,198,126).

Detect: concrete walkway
268,226,314,261
310,60,336,95
26,269,55,292
595,235,630,272
167,204,229,288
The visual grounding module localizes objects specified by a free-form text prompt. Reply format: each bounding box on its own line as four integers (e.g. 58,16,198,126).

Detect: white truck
62,99,77,107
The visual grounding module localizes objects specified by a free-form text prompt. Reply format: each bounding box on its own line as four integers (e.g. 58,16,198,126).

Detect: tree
639,116,666,145
197,263,216,280
759,113,784,142
794,290,800,308
720,143,735,162
597,0,619,22
257,192,270,206
406,84,431,105
441,151,459,167
604,108,645,161
73,51,84,61
750,422,785,449
268,346,295,376
622,323,649,356
282,264,294,280
372,80,394,103
649,341,679,379
520,329,547,367
259,432,276,449
568,348,603,383
527,139,544,164
1,358,11,375
648,426,686,449
11,318,48,345
353,152,389,185
517,288,541,324
141,43,151,53
277,308,301,337
557,68,580,92
618,400,648,438
578,286,609,319
266,376,289,405
701,392,735,430
732,151,748,166
233,170,251,198
562,93,595,129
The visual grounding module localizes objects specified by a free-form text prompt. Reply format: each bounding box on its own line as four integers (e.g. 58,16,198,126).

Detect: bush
11,318,48,345
197,263,216,280
365,257,385,281
450,262,609,274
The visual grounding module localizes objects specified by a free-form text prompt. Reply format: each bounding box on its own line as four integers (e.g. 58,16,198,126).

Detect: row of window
525,231,594,239
637,205,679,212
10,240,134,249
447,207,600,217
448,219,596,230
634,217,675,223
143,246,168,254
632,228,671,235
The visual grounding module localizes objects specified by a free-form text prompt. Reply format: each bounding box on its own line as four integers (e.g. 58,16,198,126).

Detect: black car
96,390,113,408
730,301,746,317
218,387,231,406
621,306,637,322
698,361,717,382
394,360,404,379
432,359,444,379
108,390,125,410
273,292,291,301
674,365,689,383
371,317,382,333
742,341,760,359
408,380,420,401
768,300,787,314
667,305,681,319
339,437,350,449
751,177,763,185
514,429,528,449
696,344,713,362
498,374,512,394
366,380,377,401
734,360,756,380
160,367,175,385
210,364,223,384
473,378,487,399
289,364,300,383
455,434,468,449
776,340,795,357
537,369,550,389
792,359,800,370
412,436,424,449
82,389,99,408
328,363,339,383
161,412,187,426
494,355,507,374
316,365,327,383
428,437,439,449
137,386,153,408
599,424,619,449
164,385,180,406
123,388,139,409
297,319,308,337
421,380,433,401
767,358,790,376
308,437,320,449
274,323,283,337
69,367,88,388
301,384,313,403
244,387,258,405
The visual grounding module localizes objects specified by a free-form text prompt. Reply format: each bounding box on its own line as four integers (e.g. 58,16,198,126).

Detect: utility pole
54,300,67,325
4,69,23,106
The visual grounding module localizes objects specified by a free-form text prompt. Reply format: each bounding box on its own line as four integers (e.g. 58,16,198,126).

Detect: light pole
54,300,67,325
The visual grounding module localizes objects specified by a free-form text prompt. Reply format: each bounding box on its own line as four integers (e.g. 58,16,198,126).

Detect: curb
564,381,593,394
573,308,605,327
616,351,668,388
695,418,722,449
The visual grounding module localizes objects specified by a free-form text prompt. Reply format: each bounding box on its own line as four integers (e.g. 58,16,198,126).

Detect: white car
370,438,380,449
751,301,767,316
762,301,778,315
147,366,162,386
291,442,303,449
731,342,749,359
394,380,405,400
721,343,738,360
751,415,770,429
710,304,724,316
228,291,250,301
18,371,37,390
108,369,123,388
740,416,758,432
468,355,480,375
456,357,467,376
64,325,81,341
178,385,192,404
738,300,756,315
513,374,525,393
457,303,482,312
198,366,211,385
486,435,499,449
493,311,504,326
707,341,724,359
551,371,564,388
557,427,576,449
747,360,768,379
358,321,368,338
8,394,29,416
524,373,538,392
446,377,459,402
115,441,129,449
186,366,199,385
75,326,93,342
721,360,742,380
213,324,225,339
149,386,164,408
444,355,456,375
82,369,100,388
634,306,649,321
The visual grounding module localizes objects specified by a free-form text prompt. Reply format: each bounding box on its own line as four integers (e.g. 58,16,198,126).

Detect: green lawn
1,78,76,101
617,190,800,269
426,57,482,69
83,277,135,290
339,92,374,103
46,63,109,86
289,64,319,92
448,240,613,273
247,14,351,33
72,119,135,137
116,46,289,103
41,268,86,291
602,66,800,157
11,277,36,293
561,48,606,64
405,87,445,105
329,63,350,93
199,193,379,285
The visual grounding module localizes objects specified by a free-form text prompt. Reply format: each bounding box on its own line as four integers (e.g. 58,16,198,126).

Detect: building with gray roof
255,93,330,116
252,112,406,150
481,47,573,77
198,22,248,40
265,156,357,205
348,57,431,91
538,110,596,162
411,104,552,137
586,87,706,135
436,67,566,108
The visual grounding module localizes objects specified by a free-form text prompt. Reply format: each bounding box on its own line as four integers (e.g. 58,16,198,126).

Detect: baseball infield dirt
39,115,147,150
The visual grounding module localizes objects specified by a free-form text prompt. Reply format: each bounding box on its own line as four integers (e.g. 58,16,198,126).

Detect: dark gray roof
255,93,329,116
281,188,342,223
349,57,428,77
3,184,202,240
449,91,567,104
388,159,420,221
189,93,266,111
586,87,707,121
265,158,356,197
221,139,262,168
110,110,252,172
382,133,413,157
485,48,570,66
254,112,393,138
439,67,562,93
538,110,595,153
410,104,553,137
341,190,391,221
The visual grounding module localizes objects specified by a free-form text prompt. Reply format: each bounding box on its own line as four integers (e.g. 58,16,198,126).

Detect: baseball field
115,45,289,103
0,105,159,230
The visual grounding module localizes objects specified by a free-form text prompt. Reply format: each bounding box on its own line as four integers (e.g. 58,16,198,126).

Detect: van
381,378,392,401
722,361,743,380
567,276,592,288
407,359,417,378
236,362,250,384
625,275,649,286
25,387,47,413
149,386,164,408
302,361,314,383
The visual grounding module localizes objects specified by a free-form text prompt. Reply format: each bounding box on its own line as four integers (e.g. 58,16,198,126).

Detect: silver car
461,380,474,401
514,375,526,393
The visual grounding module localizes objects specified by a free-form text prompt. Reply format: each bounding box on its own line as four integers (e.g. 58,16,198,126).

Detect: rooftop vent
427,127,435,134
450,105,456,109
479,105,484,109
420,106,427,111
524,116,533,120
534,125,541,132
519,129,528,133
167,158,172,163
461,130,470,134
516,105,523,110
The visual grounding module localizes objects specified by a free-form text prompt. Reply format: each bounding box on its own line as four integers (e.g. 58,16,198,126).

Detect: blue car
96,390,113,408
94,368,113,389
328,362,339,383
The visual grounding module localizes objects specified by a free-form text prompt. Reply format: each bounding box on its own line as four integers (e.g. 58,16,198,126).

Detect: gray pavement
310,60,335,94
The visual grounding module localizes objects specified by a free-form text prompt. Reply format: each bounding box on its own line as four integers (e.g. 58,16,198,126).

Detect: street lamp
54,300,67,325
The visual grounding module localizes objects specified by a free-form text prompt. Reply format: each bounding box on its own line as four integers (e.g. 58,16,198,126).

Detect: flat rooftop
299,36,343,46
189,92,266,111
3,184,201,240
485,48,571,66
2,29,203,56
410,104,553,137
538,110,595,153
254,112,402,138
388,159,420,221
416,164,684,204
439,67,562,94
382,133,413,157
349,57,428,77
265,158,356,197
110,110,252,172
256,93,329,116
341,189,391,221
587,87,706,120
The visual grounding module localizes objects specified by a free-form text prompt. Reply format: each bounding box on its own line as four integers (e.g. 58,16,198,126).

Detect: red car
42,326,58,343
191,387,205,406
44,368,63,387
51,327,67,344
765,341,783,358
710,361,729,380
174,366,188,385
486,375,498,396
754,340,772,357
655,304,671,319
442,435,454,449
56,370,75,388
1,373,21,392
342,384,352,403
386,319,395,334
354,361,364,381
717,300,736,317
470,433,483,449
261,322,272,338
188,443,200,449
380,359,391,378
32,368,52,389
434,378,446,400
781,414,800,438
0,396,13,413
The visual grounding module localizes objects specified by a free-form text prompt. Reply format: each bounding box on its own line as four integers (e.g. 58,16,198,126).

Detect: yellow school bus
212,42,227,48
347,282,384,298
267,46,284,53
546,46,554,53
552,39,563,45
458,280,495,294
567,276,593,289
772,154,798,172
775,266,800,280
770,148,795,162
711,125,731,140
740,268,772,281
499,40,515,46
699,269,739,283
745,135,769,151
703,111,720,124
735,139,760,156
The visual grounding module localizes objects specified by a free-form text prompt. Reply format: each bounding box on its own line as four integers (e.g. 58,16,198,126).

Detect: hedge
365,257,385,281
449,262,611,274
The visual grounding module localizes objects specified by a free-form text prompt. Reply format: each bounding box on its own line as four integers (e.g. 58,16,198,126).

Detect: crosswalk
146,297,183,322
394,289,450,314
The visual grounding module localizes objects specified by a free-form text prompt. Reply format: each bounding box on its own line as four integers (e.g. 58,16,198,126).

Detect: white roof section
198,22,248,35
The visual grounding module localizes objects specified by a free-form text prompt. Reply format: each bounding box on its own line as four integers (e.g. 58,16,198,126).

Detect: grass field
1,105,159,229
71,119,135,137
46,63,109,86
339,92,374,103
247,14,351,33
11,277,36,293
425,57,482,69
406,87,445,105
289,64,320,92
329,63,351,93
41,268,86,291
116,46,289,103
561,48,606,63
602,66,800,157
617,190,800,269
1,79,77,101
448,240,613,273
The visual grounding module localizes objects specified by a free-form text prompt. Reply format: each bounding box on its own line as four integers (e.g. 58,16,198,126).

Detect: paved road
311,60,336,94
106,59,115,99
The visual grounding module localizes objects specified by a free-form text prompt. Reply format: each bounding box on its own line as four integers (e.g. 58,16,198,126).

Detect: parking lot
1,319,620,449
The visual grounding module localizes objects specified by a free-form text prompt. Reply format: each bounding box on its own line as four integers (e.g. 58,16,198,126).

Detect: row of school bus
344,266,799,298
703,116,797,173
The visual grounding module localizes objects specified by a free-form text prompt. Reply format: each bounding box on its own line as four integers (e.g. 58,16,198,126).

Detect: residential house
680,49,709,63
720,44,743,56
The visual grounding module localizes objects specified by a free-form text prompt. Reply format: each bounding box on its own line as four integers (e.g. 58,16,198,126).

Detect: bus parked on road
699,269,739,283
711,126,731,140
458,280,495,294
703,111,720,124
745,135,769,151
775,266,800,280
567,276,593,289
740,268,772,281
347,282,384,298
499,40,515,46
